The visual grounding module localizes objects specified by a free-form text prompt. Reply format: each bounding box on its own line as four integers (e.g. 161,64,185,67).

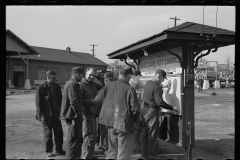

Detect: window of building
38,66,59,80
65,68,72,81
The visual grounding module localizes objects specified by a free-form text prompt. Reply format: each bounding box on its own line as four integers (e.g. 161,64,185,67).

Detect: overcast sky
6,6,235,65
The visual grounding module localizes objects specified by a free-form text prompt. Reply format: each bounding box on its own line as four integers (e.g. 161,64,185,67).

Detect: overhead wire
202,6,205,34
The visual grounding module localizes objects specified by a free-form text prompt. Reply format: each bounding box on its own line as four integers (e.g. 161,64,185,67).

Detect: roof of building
166,21,235,35
6,29,40,56
11,46,108,66
107,21,235,58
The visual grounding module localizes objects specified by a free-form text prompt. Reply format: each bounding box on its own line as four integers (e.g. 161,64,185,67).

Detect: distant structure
6,30,108,88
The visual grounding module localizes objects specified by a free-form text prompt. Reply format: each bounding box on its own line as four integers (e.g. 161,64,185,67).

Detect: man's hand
172,106,178,113
40,117,45,123
161,79,172,88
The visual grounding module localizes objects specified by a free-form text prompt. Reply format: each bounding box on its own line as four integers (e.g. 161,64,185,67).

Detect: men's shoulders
38,81,47,89
65,80,76,88
53,82,61,88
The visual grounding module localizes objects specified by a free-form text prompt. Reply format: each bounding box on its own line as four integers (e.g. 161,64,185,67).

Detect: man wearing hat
140,69,178,160
35,70,65,157
60,66,85,159
83,66,140,159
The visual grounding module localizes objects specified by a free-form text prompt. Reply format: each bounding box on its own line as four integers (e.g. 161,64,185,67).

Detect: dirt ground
6,88,235,159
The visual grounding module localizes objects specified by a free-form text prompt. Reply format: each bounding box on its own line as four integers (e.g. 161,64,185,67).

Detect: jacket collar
70,77,79,84
81,78,92,85
117,79,130,85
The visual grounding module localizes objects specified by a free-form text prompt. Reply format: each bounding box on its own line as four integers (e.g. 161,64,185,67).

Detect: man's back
98,79,139,134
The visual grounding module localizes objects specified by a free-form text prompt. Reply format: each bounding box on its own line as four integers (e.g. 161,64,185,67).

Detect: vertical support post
7,54,12,88
7,55,9,80
27,52,28,79
205,62,208,79
216,61,218,80
182,44,195,160
24,52,31,89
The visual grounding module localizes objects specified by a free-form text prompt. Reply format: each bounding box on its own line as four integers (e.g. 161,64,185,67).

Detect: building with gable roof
6,30,108,88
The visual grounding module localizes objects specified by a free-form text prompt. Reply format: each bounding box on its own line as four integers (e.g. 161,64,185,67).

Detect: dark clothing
42,115,63,153
61,78,83,159
96,79,140,134
80,78,103,117
197,78,204,92
81,115,97,159
141,80,174,158
36,81,62,122
83,79,140,159
79,78,103,159
35,81,63,153
140,109,160,158
197,78,204,87
142,80,173,111
60,78,83,120
99,124,108,151
65,117,83,159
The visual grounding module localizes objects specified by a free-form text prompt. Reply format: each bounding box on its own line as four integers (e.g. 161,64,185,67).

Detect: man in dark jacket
35,70,64,157
60,67,84,159
79,67,103,159
84,66,140,159
140,69,178,160
97,71,114,154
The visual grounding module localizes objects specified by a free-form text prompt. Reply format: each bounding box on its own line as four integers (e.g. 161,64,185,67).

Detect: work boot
46,152,54,157
56,149,66,155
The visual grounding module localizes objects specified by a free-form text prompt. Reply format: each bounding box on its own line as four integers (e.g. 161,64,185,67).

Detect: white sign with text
139,47,182,76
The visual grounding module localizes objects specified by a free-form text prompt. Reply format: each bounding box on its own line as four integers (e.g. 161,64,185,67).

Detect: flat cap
103,72,113,79
72,67,84,74
155,69,166,77
46,70,57,77
119,66,133,76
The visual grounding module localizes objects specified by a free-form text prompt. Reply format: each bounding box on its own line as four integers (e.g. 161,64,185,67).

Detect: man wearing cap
83,66,140,159
35,70,64,157
79,67,103,159
60,66,85,159
140,69,178,160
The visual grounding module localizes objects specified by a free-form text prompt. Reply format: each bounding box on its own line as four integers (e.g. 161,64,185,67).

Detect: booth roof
107,22,235,59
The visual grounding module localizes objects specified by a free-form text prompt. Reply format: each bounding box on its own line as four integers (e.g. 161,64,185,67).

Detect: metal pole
216,61,218,80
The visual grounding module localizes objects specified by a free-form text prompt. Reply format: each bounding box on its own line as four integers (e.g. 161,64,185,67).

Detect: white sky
6,6,235,65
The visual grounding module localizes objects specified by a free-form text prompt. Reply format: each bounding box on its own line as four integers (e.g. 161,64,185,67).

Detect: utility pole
170,16,180,27
90,44,98,56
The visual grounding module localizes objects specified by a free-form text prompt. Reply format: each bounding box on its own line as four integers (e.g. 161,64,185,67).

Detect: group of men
35,66,178,160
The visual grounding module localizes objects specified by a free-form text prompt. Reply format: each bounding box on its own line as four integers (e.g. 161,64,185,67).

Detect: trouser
81,115,97,159
42,115,63,153
65,117,83,159
107,127,133,160
99,124,108,151
132,116,141,152
140,107,160,159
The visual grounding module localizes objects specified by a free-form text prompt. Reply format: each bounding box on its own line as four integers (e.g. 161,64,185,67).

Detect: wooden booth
107,22,235,160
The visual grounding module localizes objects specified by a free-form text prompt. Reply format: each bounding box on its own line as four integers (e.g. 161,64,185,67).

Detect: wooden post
182,44,195,160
